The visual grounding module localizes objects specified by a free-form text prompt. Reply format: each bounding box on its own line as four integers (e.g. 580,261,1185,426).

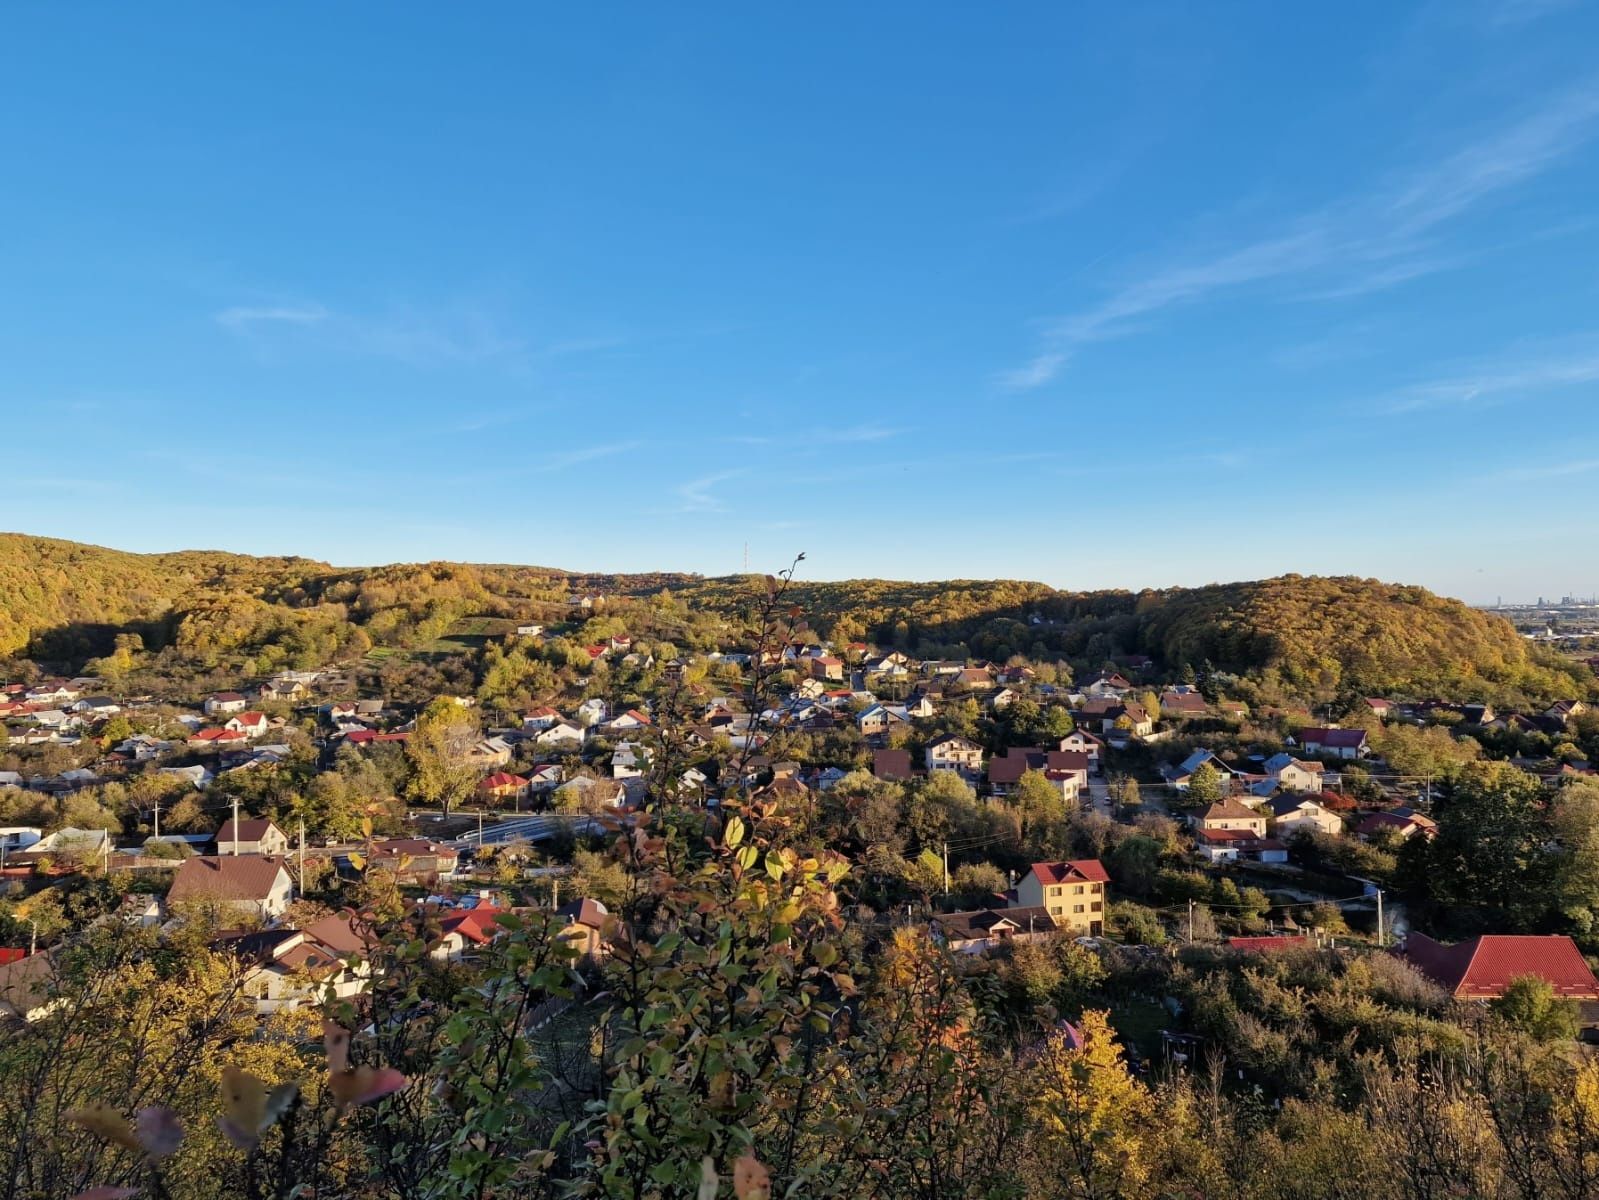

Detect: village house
1297,726,1368,759
611,742,648,779
218,924,369,1015
468,737,515,768
1357,809,1438,841
931,906,1056,954
1196,797,1268,837
1159,690,1208,720
872,748,914,782
258,678,309,703
533,721,586,749
432,906,506,961
809,656,845,682
1009,859,1108,937
856,703,909,739
528,763,565,792
1194,828,1289,865
157,764,213,789
554,897,614,961
1057,728,1104,764
1260,752,1325,794
925,733,984,778
224,711,271,738
1163,748,1236,791
367,839,459,884
865,652,913,679
167,855,295,922
555,776,628,810
215,818,289,857
479,772,531,805
1082,672,1133,699
988,748,1087,803
521,706,563,731
1398,933,1599,1004
1267,794,1344,838
205,691,249,716
604,709,652,735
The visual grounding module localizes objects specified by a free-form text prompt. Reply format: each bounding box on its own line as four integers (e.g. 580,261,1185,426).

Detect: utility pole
231,795,240,855
1375,888,1385,948
29,918,38,957
941,842,949,896
1188,898,1195,944
478,808,485,847
298,818,306,892
152,798,160,841
551,878,560,910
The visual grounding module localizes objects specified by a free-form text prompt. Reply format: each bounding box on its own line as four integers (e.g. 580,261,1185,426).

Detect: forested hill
0,533,1587,705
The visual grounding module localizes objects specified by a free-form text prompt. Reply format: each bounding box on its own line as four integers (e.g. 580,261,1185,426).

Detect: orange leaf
329,1065,408,1109
323,1020,352,1073
733,1153,771,1200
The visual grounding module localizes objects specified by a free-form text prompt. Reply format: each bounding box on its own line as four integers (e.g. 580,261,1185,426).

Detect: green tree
1187,762,1225,805
1493,974,1580,1042
404,698,480,817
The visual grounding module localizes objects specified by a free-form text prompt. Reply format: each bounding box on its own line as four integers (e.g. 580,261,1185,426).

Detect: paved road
454,813,602,848
1086,775,1113,819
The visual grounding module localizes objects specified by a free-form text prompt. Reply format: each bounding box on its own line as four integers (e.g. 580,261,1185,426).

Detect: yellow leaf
724,815,746,848
65,1104,140,1152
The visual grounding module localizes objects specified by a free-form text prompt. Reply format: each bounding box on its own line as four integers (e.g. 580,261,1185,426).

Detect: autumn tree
404,698,480,817
1024,1009,1155,1199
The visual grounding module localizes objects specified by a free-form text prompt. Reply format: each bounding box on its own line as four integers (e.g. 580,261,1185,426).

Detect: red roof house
1398,932,1599,1001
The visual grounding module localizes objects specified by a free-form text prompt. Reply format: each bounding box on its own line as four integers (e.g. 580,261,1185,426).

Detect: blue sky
3,2,1598,603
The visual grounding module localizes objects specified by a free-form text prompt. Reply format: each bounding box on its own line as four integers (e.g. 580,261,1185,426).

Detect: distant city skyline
4,3,1599,604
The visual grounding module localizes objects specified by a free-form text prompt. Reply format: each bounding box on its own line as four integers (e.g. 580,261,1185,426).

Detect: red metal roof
1400,932,1599,999
1228,935,1309,952
1030,859,1109,885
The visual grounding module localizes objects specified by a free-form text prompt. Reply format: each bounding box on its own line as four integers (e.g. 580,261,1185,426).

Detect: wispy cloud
1495,456,1599,481
815,425,904,444
999,84,1599,389
1482,0,1580,27
215,299,527,368
1382,347,1599,413
675,470,745,512
216,304,328,328
531,441,642,472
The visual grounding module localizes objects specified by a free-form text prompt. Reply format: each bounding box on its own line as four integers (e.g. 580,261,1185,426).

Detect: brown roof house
1196,797,1268,837
215,818,289,857
555,897,615,961
932,907,1056,954
216,926,368,1015
368,839,460,884
168,855,295,922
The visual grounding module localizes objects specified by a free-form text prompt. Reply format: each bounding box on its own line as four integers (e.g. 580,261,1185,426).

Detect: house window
1073,884,1083,895
1073,904,1084,914
1091,902,1102,913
